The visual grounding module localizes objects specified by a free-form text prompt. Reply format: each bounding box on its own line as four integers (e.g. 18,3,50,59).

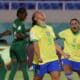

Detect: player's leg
33,64,47,80
8,46,18,80
77,72,80,78
62,59,73,80
50,71,60,80
0,56,7,80
48,60,61,80
17,43,29,80
33,76,43,80
72,61,80,78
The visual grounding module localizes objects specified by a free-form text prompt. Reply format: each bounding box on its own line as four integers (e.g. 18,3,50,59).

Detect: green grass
5,70,80,80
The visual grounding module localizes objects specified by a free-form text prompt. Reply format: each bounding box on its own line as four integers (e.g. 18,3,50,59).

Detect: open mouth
73,27,77,29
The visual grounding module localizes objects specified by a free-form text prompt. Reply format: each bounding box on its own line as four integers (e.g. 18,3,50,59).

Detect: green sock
8,62,18,80
21,64,29,80
0,66,7,80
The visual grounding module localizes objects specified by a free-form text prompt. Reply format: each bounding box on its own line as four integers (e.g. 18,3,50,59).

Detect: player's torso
33,25,58,64
12,19,26,45
12,19,26,35
63,29,80,61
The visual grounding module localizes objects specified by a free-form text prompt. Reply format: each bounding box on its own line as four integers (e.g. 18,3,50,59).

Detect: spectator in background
0,8,29,80
58,19,80,80
30,11,69,80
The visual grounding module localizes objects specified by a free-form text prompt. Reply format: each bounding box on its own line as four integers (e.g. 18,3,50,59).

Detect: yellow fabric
59,28,80,62
30,25,58,65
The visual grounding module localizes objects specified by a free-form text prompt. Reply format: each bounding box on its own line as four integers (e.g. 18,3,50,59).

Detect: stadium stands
0,0,80,10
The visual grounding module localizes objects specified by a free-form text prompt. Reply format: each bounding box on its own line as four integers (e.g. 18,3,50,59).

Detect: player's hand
16,33,25,39
63,53,70,58
38,57,43,63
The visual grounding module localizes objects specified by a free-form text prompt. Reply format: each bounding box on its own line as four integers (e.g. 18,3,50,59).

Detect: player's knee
53,75,60,80
51,73,60,80
33,76,42,80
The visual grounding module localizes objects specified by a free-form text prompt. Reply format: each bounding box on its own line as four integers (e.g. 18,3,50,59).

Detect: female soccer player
30,11,68,80
0,8,29,80
59,19,80,80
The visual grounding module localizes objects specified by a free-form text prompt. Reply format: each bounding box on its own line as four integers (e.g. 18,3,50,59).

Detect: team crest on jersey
46,32,50,36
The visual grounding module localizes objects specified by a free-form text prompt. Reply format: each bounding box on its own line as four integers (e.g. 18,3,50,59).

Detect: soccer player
0,8,29,80
30,11,68,80
58,19,80,80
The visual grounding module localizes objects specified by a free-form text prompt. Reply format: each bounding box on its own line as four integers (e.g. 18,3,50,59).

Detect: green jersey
11,19,26,44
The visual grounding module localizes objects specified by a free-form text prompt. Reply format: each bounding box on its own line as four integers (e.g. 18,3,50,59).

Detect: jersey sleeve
30,27,40,42
58,31,65,39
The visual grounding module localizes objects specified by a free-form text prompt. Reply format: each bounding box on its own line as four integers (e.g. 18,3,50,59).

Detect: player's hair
17,8,27,17
70,18,80,24
32,13,37,27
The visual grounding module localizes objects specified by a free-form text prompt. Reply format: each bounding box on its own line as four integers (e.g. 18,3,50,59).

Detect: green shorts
10,40,27,63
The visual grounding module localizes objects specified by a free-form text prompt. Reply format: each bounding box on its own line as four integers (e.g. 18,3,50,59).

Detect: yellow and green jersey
30,24,58,65
59,28,80,62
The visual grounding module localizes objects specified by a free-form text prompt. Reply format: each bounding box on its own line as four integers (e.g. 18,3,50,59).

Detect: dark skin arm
0,30,27,39
0,30,11,38
33,42,43,63
0,29,30,39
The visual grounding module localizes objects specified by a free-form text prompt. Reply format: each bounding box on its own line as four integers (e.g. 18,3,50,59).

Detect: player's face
19,12,27,21
70,20,79,33
34,11,46,26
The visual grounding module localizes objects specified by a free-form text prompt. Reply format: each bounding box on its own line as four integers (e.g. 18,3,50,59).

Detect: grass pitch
5,70,79,80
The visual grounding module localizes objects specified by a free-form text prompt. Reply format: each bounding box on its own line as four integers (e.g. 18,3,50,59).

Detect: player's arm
54,41,70,58
0,30,11,38
33,42,43,63
30,27,43,63
16,28,30,39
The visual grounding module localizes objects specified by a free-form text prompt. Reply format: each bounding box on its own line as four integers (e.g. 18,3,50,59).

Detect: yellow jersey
59,28,80,62
30,24,58,65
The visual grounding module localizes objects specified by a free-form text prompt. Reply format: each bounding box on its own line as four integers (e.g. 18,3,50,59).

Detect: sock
8,62,18,80
21,64,29,80
65,73,73,80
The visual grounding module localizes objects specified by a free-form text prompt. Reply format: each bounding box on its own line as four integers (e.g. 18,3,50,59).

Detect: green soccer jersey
11,19,26,44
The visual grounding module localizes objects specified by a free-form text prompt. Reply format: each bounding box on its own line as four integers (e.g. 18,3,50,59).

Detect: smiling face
70,19,80,33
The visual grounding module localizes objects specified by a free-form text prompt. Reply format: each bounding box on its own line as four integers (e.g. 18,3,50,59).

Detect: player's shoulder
13,19,18,23
46,25,53,30
60,28,70,34
30,25,39,32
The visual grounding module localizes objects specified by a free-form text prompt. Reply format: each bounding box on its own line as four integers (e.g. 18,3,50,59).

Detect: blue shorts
62,58,80,71
33,60,61,77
